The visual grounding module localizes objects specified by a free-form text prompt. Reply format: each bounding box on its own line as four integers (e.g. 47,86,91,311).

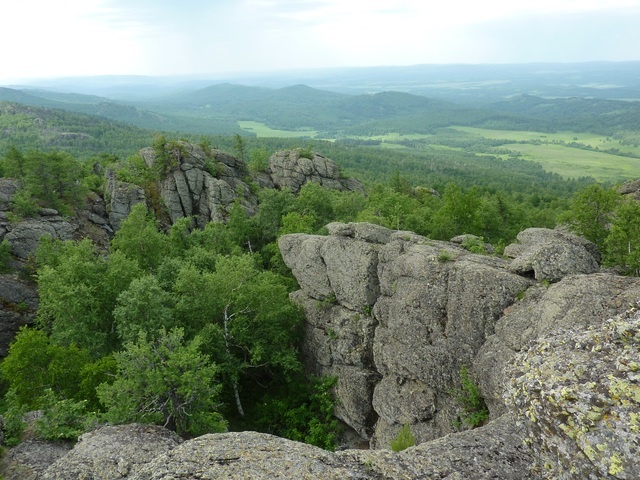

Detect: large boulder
129,431,362,480
506,306,640,479
475,273,640,417
105,170,146,231
0,439,71,480
265,150,364,194
339,414,533,480
41,424,182,479
504,228,600,281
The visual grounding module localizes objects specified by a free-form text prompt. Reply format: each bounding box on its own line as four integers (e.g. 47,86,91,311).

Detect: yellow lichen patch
608,377,640,403
609,453,624,475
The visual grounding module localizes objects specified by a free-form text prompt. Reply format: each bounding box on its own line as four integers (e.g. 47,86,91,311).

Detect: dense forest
1,67,640,451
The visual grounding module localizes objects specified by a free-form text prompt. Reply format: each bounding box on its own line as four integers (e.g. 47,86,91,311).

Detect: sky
1,0,640,83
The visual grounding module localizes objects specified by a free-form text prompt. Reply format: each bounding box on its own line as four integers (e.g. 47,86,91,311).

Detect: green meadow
236,121,640,183
453,126,640,156
238,121,318,138
498,143,640,183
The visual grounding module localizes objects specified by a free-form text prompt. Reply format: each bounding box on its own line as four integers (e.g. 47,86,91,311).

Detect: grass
500,143,640,182
236,121,640,183
453,126,640,156
238,121,318,138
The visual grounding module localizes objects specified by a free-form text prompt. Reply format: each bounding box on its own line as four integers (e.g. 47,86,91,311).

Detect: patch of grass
500,143,640,182
238,121,318,139
390,423,416,452
437,251,454,263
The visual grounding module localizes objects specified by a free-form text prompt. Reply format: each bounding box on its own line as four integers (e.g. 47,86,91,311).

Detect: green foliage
9,188,39,220
97,328,227,437
1,389,27,446
604,199,640,275
254,376,339,451
34,389,96,441
0,327,92,408
297,145,314,159
233,134,247,163
437,250,453,263
151,135,182,179
111,204,168,272
113,275,176,344
248,147,270,173
461,236,487,254
452,365,489,428
562,184,620,251
390,423,416,452
0,239,12,273
36,239,142,356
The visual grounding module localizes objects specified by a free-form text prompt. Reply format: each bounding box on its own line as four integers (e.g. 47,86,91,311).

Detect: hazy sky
1,0,640,83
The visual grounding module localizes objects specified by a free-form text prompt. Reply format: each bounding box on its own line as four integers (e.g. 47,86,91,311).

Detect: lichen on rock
506,305,640,479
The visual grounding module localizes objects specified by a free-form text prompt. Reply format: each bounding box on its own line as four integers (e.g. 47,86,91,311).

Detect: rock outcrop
258,149,365,194
140,143,258,228
42,424,182,480
506,307,640,479
504,228,600,281
279,223,534,446
278,223,639,477
34,420,530,480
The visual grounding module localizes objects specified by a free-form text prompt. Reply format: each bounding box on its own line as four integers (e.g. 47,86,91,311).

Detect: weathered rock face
476,273,640,417
262,149,365,194
130,431,363,480
504,227,600,281
105,170,146,231
0,439,72,480
0,274,38,356
279,223,534,446
41,424,182,480
338,414,533,480
23,419,531,480
506,307,640,479
139,142,258,228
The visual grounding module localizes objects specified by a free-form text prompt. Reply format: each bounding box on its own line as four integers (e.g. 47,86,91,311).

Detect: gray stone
505,228,601,281
0,440,71,480
41,424,182,480
506,307,640,479
129,431,366,480
266,150,364,194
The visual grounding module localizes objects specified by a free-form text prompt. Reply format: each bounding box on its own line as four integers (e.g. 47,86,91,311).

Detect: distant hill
0,101,155,158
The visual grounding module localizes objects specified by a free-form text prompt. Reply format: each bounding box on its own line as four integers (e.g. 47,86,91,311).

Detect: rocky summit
2,221,637,479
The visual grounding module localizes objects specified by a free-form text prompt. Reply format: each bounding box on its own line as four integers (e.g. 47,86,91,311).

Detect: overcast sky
1,0,640,83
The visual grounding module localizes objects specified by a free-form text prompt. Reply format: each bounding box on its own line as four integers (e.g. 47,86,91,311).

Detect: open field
238,121,318,138
235,121,640,183
501,143,640,182
453,126,640,156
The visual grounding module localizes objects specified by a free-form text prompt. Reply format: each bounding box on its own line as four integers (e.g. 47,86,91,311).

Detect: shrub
452,365,489,428
390,423,416,452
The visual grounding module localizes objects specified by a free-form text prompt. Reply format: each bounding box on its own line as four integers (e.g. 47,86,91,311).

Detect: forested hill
2,84,551,136
0,102,156,158
489,94,640,138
